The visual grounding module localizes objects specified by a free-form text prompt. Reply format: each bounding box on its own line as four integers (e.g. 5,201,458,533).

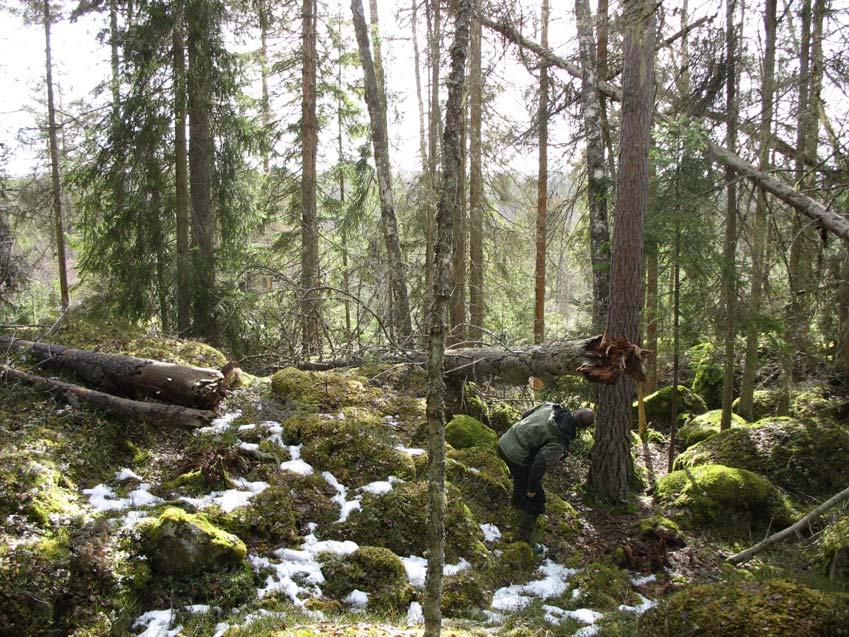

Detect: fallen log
0,337,227,409
0,365,215,428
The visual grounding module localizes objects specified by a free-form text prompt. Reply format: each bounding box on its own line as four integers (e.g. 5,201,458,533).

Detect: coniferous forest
2,0,849,635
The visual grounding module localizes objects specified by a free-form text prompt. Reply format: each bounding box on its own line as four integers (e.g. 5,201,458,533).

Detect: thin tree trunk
837,244,849,376
588,0,655,503
187,0,219,345
173,16,191,335
412,0,428,165
645,238,658,393
739,0,776,421
668,224,680,470
425,0,441,298
468,9,484,343
449,94,467,346
368,0,385,104
43,1,69,312
575,0,610,333
721,0,739,431
424,3,472,632
258,0,272,174
337,26,352,343
533,0,549,346
351,0,414,344
596,0,616,183
301,0,322,357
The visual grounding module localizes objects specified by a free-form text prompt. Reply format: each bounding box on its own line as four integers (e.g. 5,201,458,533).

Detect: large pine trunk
0,337,227,410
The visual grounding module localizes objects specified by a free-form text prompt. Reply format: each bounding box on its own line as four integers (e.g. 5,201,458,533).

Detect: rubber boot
517,511,543,555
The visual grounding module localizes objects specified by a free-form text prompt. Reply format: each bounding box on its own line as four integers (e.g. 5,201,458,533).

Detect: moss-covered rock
123,336,228,369
327,481,486,563
441,570,490,617
637,579,849,636
677,409,748,449
270,367,378,411
569,560,641,610
822,515,849,582
0,449,80,526
654,464,796,532
689,342,724,409
139,507,247,576
489,403,523,435
633,515,684,546
790,384,849,423
488,541,538,586
733,389,789,420
538,495,580,553
637,385,708,431
320,546,413,612
674,417,849,497
446,447,510,523
218,481,298,548
445,415,498,450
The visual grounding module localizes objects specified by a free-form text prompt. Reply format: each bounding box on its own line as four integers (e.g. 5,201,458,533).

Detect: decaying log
0,337,227,409
0,365,215,428
441,334,648,385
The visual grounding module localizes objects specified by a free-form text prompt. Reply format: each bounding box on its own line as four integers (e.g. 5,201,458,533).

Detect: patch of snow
212,623,230,637
543,605,603,626
238,441,259,452
384,415,400,427
631,573,657,586
491,560,579,612
183,604,215,614
259,420,285,446
197,410,242,434
400,555,471,589
571,587,582,601
491,584,531,611
618,593,656,614
358,480,393,495
468,466,481,474
343,589,369,609
237,423,257,431
83,484,162,513
323,471,362,523
132,609,181,637
480,523,501,543
406,601,424,624
180,479,268,514
115,468,142,482
574,626,602,637
483,609,505,624
395,445,426,456
279,445,314,475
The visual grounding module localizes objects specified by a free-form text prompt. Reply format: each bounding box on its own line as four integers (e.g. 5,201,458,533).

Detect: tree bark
43,1,70,312
575,0,610,333
173,14,191,335
425,0,441,298
588,0,655,503
533,0,549,346
0,366,215,429
0,337,227,409
739,0,776,421
301,0,322,357
449,95,467,347
468,9,484,343
258,0,272,174
351,0,414,345
720,0,739,431
424,1,472,632
412,0,428,165
186,0,219,345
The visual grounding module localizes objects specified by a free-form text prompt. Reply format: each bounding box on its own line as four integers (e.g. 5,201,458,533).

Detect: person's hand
526,491,536,498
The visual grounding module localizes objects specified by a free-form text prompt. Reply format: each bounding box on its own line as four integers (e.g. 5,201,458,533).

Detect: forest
1,0,849,635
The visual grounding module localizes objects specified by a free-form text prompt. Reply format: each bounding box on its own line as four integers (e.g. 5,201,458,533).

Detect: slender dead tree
533,0,550,345
424,2,472,632
468,6,484,342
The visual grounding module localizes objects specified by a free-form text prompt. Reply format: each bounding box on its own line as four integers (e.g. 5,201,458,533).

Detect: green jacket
497,402,575,493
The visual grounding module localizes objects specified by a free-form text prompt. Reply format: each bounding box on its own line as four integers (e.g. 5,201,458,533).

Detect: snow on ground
197,410,243,435
323,471,362,523
279,444,314,476
344,589,369,609
132,609,181,637
400,555,471,589
480,523,501,543
83,483,163,513
116,467,143,482
394,445,426,456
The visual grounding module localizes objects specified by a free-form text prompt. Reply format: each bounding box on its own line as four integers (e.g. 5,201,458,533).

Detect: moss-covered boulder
0,450,80,526
327,482,486,563
637,385,708,431
446,447,510,523
633,515,684,547
822,515,849,582
569,560,641,610
677,410,748,449
689,342,724,409
637,579,849,636
790,384,849,423
140,507,247,576
538,495,580,553
124,336,228,369
441,570,490,617
445,415,498,450
489,403,522,435
654,464,796,531
733,389,789,420
218,482,299,548
674,417,849,497
320,546,413,612
488,541,538,585
270,367,378,411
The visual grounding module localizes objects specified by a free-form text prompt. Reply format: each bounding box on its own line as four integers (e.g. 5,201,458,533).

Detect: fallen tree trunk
481,15,849,242
0,365,215,428
0,337,227,409
727,484,849,565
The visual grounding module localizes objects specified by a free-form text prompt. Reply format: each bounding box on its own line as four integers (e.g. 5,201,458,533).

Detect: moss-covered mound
270,367,378,411
327,481,486,563
139,507,247,576
569,560,641,610
637,579,849,636
218,482,299,549
733,389,789,420
538,495,581,553
677,409,748,449
441,570,490,617
320,546,413,612
445,415,498,450
445,447,510,523
673,417,849,496
822,515,849,582
637,385,707,431
790,384,849,423
488,403,523,435
654,464,796,531
0,449,80,526
689,342,724,409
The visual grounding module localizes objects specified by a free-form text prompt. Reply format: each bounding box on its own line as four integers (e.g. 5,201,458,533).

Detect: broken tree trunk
0,365,215,428
0,337,227,409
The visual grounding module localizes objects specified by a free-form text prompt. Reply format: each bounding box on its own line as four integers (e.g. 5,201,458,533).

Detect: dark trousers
497,446,546,515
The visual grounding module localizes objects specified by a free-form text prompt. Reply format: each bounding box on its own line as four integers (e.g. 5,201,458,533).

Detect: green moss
218,482,298,549
124,336,228,369
569,560,641,610
270,367,377,411
326,481,486,563
637,579,849,636
689,342,724,409
822,516,849,582
733,389,789,420
161,470,207,496
320,546,413,612
489,403,523,435
458,384,490,425
677,409,748,449
674,417,849,497
489,541,538,585
637,385,708,431
538,495,580,553
791,384,849,423
138,562,257,610
445,415,498,450
441,570,490,617
446,447,511,524
634,515,682,540
0,449,80,526
139,507,247,576
655,464,796,532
